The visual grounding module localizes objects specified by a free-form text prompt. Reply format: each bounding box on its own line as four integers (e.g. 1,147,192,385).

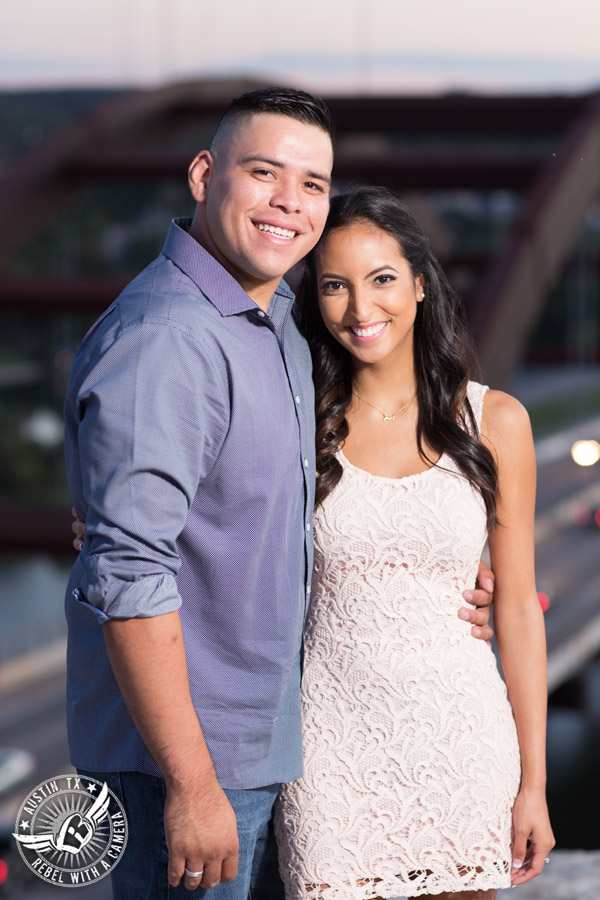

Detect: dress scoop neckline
338,447,448,484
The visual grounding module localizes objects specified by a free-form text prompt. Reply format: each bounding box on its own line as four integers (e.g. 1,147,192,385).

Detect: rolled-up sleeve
73,320,228,621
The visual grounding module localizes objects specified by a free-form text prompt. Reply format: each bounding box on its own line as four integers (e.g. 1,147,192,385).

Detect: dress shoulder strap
465,381,489,435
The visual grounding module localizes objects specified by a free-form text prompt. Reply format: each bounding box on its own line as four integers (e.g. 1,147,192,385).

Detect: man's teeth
351,322,387,338
256,223,296,239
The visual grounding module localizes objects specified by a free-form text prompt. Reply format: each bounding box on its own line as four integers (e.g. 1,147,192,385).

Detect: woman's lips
347,321,389,342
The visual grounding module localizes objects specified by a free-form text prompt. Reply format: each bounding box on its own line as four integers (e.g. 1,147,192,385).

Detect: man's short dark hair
216,86,334,145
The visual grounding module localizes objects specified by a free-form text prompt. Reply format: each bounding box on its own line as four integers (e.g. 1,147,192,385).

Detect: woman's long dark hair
299,186,498,528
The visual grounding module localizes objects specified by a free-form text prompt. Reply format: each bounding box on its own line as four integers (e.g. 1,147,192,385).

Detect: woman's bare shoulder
481,389,533,453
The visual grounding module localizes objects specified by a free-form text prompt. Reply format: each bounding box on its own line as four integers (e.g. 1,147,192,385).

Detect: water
0,555,71,662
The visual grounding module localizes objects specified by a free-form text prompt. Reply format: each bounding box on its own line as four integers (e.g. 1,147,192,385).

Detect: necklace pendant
383,414,396,421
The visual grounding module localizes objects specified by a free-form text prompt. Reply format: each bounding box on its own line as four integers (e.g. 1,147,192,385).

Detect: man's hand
459,559,494,642
103,613,238,891
165,777,239,891
71,507,85,551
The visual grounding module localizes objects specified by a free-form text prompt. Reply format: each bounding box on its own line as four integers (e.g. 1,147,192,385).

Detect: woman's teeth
256,223,296,240
351,322,387,338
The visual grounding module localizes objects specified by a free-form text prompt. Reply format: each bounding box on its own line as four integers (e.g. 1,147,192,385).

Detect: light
571,439,600,467
0,858,7,885
537,592,551,613
21,409,63,448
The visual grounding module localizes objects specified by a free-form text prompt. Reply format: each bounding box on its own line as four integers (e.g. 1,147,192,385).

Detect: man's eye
253,169,273,178
304,181,324,192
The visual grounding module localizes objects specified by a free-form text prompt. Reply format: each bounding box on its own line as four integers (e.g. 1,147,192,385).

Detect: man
64,87,493,899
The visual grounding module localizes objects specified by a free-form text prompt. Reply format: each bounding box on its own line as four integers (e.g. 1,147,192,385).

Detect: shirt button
257,310,266,318
295,395,301,404
306,522,311,532
304,458,309,468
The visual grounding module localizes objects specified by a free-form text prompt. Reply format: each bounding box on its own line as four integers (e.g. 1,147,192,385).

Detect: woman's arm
483,390,555,887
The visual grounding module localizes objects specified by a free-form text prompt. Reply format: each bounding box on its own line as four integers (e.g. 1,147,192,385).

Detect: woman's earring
420,291,425,300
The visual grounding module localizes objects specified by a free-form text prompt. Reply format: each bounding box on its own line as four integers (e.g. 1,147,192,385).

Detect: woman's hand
71,507,85,551
459,558,494,642
510,787,555,885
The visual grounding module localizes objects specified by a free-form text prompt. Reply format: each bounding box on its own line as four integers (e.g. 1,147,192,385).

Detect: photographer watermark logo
13,775,128,887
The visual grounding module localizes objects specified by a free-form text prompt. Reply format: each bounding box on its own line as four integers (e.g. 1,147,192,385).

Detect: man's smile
254,222,298,240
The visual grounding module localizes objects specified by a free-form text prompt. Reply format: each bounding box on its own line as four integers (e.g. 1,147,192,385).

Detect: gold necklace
352,388,416,422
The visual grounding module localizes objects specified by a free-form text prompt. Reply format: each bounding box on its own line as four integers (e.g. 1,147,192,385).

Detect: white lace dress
275,383,521,899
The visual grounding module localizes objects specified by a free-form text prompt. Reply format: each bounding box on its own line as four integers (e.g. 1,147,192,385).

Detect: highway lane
0,670,70,804
536,453,599,515
0,672,112,898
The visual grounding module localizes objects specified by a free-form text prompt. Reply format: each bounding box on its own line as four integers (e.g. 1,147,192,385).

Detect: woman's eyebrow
319,265,398,281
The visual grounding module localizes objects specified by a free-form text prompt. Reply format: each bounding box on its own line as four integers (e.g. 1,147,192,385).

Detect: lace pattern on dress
275,382,521,899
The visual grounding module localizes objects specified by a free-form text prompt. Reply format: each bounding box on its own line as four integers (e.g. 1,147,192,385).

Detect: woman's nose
348,287,372,321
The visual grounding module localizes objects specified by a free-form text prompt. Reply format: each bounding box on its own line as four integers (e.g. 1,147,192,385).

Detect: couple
64,87,553,900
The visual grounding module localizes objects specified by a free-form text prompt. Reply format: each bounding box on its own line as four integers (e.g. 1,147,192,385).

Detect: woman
274,186,554,899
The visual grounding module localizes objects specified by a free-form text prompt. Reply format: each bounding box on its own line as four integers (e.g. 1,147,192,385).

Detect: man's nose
271,179,302,214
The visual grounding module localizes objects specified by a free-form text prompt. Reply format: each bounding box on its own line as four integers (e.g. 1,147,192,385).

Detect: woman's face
315,222,424,369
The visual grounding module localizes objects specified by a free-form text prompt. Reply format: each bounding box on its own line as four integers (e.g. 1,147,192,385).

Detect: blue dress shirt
64,218,315,789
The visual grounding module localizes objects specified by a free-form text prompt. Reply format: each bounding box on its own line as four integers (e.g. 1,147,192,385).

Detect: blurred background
1,0,599,896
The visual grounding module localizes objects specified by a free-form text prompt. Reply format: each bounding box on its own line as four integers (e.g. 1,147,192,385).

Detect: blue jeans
78,770,285,900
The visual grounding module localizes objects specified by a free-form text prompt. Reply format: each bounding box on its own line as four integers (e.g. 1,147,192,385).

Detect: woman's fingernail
512,859,523,869
463,591,473,602
485,578,493,590
458,609,469,620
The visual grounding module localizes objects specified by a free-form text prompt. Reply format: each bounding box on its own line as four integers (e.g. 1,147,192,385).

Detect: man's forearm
103,610,239,889
103,610,216,789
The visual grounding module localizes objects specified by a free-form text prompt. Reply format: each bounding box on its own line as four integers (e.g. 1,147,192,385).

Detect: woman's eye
374,274,395,285
322,281,344,292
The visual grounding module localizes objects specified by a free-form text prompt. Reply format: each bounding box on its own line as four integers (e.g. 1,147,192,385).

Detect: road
0,436,598,896
0,671,111,898
532,446,600,688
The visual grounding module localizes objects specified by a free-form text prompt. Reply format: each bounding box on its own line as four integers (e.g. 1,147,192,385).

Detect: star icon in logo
86,783,97,793
20,820,30,831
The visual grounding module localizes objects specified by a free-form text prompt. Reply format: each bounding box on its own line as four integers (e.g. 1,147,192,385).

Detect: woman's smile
347,321,390,342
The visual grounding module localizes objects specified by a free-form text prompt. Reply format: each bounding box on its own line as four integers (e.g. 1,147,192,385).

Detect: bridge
1,81,599,695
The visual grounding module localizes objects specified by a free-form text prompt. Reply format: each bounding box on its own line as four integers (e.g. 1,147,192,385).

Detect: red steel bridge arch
1,80,600,388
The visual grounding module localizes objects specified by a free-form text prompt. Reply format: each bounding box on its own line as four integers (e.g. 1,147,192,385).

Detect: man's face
193,113,333,302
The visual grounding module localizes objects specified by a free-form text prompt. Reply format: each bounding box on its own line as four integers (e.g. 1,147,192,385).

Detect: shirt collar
162,218,295,317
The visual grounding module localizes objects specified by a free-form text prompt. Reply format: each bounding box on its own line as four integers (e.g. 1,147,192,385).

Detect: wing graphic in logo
11,831,55,852
14,782,112,856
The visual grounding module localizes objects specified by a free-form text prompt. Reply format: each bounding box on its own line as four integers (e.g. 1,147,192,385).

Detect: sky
2,0,600,94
